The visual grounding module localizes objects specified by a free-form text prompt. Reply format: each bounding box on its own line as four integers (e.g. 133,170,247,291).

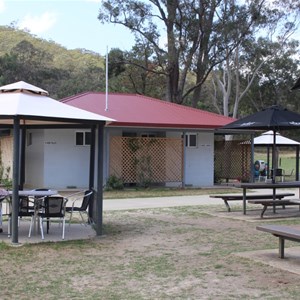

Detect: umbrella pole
272,130,277,213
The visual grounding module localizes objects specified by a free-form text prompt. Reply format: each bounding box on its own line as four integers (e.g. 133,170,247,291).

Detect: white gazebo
254,131,300,146
0,81,114,244
254,131,300,180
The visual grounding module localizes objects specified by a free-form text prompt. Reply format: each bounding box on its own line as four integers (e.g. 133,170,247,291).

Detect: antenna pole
105,46,109,111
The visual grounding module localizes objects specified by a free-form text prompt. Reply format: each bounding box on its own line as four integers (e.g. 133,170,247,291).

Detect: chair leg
62,217,65,240
7,216,11,237
79,211,88,226
68,210,73,226
40,217,44,240
28,215,34,237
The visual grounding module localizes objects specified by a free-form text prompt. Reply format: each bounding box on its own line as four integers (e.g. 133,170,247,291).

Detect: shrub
106,175,124,190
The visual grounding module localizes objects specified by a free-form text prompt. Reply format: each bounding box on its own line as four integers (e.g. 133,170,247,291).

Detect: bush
106,175,124,190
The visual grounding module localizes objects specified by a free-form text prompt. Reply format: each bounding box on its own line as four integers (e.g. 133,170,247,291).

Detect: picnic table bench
256,224,300,258
209,193,295,212
248,199,300,218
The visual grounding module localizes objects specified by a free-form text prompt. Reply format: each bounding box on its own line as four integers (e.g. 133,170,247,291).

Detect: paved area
103,187,300,210
103,194,224,210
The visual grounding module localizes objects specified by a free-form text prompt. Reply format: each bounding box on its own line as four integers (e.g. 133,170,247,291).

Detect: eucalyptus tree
98,0,269,106
210,0,300,118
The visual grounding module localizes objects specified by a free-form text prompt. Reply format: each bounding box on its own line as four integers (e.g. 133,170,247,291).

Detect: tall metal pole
12,117,20,244
105,46,109,112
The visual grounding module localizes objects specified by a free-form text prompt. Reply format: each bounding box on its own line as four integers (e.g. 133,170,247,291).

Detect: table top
8,190,58,197
234,181,300,189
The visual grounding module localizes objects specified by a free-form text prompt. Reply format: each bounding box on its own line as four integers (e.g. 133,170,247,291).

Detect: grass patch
2,206,300,299
103,187,236,199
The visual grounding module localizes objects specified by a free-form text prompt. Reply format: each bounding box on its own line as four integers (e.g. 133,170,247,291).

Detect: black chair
65,190,93,225
29,195,66,240
271,168,284,182
8,196,35,237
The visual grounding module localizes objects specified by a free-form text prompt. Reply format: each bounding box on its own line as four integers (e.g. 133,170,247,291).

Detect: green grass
2,205,300,299
103,187,236,199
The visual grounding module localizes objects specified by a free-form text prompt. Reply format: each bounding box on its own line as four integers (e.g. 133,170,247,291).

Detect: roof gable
62,92,234,129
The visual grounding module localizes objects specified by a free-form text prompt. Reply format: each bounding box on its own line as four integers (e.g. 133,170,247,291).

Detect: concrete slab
235,247,300,275
0,219,96,245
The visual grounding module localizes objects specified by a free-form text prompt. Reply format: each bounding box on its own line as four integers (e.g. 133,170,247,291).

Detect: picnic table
257,225,300,258
234,181,300,214
210,192,295,212
248,199,300,217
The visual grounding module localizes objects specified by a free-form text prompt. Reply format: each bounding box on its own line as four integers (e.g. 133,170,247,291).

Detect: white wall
25,129,45,188
166,131,215,187
184,132,214,187
26,129,90,189
25,128,215,189
43,129,90,189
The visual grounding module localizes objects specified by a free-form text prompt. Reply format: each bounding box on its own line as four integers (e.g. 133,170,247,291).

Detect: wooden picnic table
210,192,295,212
234,181,300,215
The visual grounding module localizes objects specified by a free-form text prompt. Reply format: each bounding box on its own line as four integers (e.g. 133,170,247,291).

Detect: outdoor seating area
0,189,95,243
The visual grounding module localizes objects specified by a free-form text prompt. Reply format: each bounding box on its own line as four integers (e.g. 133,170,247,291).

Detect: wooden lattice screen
109,137,183,184
215,140,251,182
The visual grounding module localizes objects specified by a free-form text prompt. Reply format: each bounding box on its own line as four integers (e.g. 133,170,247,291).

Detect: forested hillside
0,25,106,99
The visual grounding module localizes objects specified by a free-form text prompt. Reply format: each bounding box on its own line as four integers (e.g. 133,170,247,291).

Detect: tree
98,0,269,106
107,40,165,98
205,37,300,120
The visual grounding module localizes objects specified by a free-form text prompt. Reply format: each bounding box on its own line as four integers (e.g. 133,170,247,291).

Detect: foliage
105,175,124,190
0,25,106,99
98,0,294,107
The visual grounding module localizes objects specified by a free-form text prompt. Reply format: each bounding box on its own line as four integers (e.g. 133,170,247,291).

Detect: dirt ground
2,204,300,299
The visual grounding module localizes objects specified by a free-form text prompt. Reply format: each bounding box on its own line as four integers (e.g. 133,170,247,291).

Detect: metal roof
62,92,234,129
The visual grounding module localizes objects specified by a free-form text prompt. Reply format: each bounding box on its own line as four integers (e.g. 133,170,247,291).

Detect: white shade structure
254,131,300,146
0,81,113,125
0,81,114,244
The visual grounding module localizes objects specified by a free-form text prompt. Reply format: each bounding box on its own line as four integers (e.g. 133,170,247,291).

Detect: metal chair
65,190,93,225
271,168,284,182
29,195,66,240
8,196,35,237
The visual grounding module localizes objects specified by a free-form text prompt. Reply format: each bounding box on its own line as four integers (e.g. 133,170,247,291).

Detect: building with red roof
62,92,232,130
41,92,233,188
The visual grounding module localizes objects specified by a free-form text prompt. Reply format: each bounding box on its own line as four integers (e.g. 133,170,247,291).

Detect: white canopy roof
0,81,114,126
254,130,300,145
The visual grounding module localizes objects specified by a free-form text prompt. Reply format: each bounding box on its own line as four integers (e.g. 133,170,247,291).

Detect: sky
0,0,136,55
0,0,299,57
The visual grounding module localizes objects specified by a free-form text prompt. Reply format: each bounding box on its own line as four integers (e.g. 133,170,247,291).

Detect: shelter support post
12,117,20,244
95,123,104,236
296,145,299,181
20,128,26,190
182,131,186,188
88,126,96,221
250,134,254,182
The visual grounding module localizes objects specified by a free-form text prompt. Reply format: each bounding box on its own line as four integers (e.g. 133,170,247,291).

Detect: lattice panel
215,140,251,181
0,136,13,178
109,137,183,184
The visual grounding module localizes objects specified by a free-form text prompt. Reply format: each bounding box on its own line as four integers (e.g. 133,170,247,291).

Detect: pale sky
0,0,299,56
0,0,135,55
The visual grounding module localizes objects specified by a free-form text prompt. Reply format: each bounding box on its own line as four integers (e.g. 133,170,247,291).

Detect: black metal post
20,128,26,190
95,123,104,235
296,145,299,181
88,126,96,220
12,117,20,244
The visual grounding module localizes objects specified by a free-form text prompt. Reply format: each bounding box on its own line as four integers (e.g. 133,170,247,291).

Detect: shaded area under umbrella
253,131,300,180
221,105,300,183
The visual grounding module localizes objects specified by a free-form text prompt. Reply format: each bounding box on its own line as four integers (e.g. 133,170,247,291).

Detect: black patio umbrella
221,105,300,182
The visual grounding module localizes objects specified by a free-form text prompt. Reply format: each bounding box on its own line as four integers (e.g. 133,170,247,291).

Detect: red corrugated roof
62,92,234,129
